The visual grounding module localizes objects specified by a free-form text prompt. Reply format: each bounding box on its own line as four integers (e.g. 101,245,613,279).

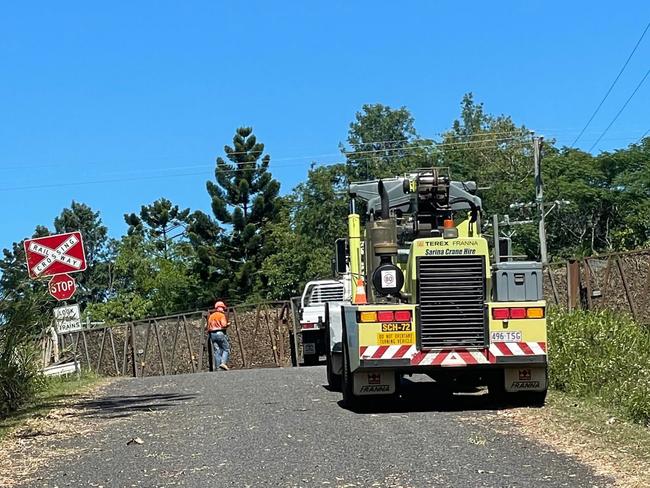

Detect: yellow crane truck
324,168,547,409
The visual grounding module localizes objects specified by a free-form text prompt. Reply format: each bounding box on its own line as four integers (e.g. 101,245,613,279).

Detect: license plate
490,330,522,342
381,323,412,332
303,343,316,355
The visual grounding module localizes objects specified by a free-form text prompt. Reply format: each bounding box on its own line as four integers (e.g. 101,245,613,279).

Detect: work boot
219,363,229,371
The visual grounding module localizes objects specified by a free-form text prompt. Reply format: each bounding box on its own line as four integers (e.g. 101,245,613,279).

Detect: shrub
0,343,45,417
0,288,50,417
548,309,650,425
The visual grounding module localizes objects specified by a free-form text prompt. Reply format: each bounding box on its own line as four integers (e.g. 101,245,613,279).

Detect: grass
546,390,650,462
0,372,102,441
548,309,650,426
509,389,650,487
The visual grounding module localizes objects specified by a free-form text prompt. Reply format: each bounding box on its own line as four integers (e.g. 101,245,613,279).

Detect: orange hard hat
214,301,226,311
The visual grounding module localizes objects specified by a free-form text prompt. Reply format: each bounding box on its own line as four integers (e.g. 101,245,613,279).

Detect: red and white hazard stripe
411,349,490,367
359,345,417,360
359,341,546,366
488,341,546,357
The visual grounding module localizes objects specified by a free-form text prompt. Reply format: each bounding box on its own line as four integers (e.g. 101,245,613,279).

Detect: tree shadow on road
71,392,197,419
335,377,534,414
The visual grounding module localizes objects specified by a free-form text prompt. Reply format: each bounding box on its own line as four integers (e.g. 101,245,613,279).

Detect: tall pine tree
206,127,280,301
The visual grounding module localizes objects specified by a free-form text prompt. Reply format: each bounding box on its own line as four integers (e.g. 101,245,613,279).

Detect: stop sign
48,274,77,301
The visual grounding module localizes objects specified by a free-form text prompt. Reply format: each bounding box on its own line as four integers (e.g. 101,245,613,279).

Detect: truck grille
417,255,487,349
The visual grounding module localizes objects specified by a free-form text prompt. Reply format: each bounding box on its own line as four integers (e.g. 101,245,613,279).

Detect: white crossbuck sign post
28,235,83,277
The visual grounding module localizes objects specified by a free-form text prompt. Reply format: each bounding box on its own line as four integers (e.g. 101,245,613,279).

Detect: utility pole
533,136,548,265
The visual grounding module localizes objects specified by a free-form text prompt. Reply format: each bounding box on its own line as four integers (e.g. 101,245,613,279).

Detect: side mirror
335,238,347,274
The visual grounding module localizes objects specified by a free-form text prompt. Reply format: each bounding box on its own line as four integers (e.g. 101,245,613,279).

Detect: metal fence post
567,260,580,311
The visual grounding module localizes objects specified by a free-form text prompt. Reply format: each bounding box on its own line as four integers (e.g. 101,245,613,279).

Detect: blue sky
1,1,649,251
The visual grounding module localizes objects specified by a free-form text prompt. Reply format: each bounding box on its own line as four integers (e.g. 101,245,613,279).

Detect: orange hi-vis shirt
207,311,228,332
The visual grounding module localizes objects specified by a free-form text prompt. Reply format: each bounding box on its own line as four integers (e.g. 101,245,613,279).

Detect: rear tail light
376,311,394,322
492,308,510,320
492,307,546,320
301,322,316,329
358,310,414,323
394,310,412,322
509,308,526,319
359,311,377,322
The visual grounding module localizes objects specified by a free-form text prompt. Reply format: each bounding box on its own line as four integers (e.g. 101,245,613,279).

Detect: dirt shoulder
504,391,650,488
0,376,112,487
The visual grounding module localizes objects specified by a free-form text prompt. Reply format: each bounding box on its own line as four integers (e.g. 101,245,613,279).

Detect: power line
588,66,650,152
0,140,534,193
213,136,531,167
216,131,533,159
343,129,531,147
0,130,560,174
572,21,650,146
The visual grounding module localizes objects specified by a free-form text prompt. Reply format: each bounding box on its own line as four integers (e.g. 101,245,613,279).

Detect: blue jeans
209,331,230,369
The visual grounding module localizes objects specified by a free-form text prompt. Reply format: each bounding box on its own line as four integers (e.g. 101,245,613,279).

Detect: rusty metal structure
544,248,650,324
60,301,297,377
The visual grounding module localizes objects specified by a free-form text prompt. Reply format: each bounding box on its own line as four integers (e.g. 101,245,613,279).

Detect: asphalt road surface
26,367,610,487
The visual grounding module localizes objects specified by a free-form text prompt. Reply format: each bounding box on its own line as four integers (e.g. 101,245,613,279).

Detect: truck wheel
303,354,319,366
326,352,342,391
342,342,363,410
487,370,507,405
517,390,547,407
289,333,298,367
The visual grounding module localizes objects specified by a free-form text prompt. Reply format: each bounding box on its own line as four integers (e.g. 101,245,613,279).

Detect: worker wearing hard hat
207,301,230,371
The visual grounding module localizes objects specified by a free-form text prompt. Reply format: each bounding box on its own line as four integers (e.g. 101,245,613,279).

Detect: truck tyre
517,390,547,407
487,371,506,404
326,352,342,391
289,333,298,367
342,342,365,411
303,354,319,366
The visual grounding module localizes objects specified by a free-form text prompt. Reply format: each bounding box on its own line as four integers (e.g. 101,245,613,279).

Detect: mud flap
353,370,396,395
504,367,547,392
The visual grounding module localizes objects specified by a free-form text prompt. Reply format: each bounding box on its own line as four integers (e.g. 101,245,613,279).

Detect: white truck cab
299,279,346,364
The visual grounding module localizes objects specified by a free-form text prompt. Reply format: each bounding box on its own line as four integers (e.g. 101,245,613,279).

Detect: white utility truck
298,279,346,365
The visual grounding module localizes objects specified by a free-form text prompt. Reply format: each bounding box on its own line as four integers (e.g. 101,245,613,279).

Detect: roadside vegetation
548,308,650,426
0,288,100,421
0,290,49,417
0,372,100,441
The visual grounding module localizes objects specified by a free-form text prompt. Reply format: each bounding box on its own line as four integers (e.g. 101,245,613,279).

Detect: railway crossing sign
48,273,77,301
23,231,87,279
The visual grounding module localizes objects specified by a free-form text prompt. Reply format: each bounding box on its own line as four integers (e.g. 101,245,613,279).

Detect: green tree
185,210,229,305
124,198,191,259
205,126,280,300
85,232,199,322
439,93,534,211
0,226,50,303
342,104,434,181
261,164,349,300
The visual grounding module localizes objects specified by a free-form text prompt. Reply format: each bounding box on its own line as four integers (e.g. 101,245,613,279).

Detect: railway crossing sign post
23,231,86,300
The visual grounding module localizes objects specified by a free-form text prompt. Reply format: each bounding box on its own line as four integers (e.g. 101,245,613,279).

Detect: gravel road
25,367,611,487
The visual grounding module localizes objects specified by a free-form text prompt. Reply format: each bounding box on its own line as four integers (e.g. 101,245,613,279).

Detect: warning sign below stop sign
48,274,77,301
